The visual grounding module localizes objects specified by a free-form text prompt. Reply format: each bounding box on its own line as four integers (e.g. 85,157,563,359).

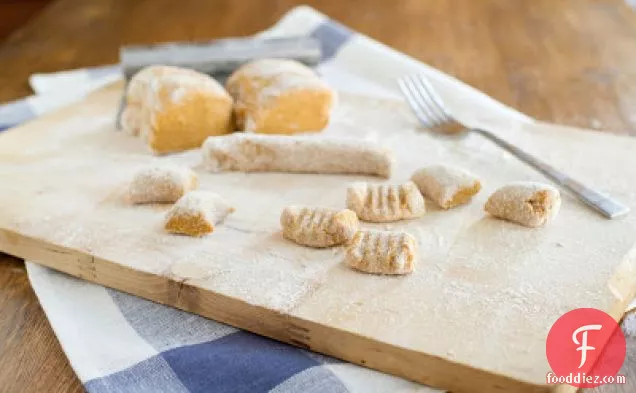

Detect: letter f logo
572,324,602,368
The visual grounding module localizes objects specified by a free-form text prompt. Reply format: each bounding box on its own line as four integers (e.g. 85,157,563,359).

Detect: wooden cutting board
1,81,635,393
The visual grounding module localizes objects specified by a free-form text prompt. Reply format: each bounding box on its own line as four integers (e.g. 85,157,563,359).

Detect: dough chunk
124,65,233,154
280,206,358,248
202,133,393,178
485,181,561,227
346,181,425,222
128,165,198,204
411,165,481,209
164,191,234,236
225,59,335,134
122,66,175,136
346,230,417,275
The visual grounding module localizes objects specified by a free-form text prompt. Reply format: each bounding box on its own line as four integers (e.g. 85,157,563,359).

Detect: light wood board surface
1,82,636,393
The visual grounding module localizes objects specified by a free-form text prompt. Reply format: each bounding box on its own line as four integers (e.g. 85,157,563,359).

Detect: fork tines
398,74,462,133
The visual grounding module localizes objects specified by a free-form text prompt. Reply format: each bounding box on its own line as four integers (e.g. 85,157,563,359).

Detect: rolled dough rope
225,58,335,134
280,206,358,248
484,181,561,228
346,230,417,275
202,133,393,178
124,65,234,154
164,191,235,237
128,164,198,204
411,164,482,209
346,181,425,222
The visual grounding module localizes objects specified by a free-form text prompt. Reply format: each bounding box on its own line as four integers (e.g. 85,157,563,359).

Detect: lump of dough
164,191,235,236
225,59,335,134
122,66,171,136
124,65,233,154
346,230,417,275
280,206,358,248
484,181,561,227
123,65,199,136
411,165,481,209
346,181,425,222
129,164,198,204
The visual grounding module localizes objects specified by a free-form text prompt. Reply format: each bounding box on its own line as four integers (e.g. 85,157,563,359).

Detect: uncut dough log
346,181,426,222
123,65,233,154
280,206,358,248
485,181,561,228
346,230,417,275
202,133,393,178
411,165,481,209
164,191,235,237
128,164,198,204
225,58,335,134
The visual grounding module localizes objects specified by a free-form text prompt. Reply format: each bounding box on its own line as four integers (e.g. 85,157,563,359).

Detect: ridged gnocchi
280,206,358,248
346,181,425,222
346,230,417,275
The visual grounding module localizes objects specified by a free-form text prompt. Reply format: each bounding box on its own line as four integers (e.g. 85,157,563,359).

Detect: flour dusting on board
2,89,636,387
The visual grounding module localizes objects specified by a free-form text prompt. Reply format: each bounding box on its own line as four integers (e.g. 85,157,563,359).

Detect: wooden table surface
0,0,635,391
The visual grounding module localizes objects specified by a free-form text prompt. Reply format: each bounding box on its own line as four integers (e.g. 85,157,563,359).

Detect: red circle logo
546,308,625,388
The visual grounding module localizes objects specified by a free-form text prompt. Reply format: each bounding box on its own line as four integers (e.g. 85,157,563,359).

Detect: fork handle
472,127,630,219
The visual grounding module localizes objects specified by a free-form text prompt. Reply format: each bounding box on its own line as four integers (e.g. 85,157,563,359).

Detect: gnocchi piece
484,181,561,227
128,165,198,204
125,65,233,154
346,230,417,275
164,191,235,236
226,58,335,134
346,181,425,222
411,164,481,209
280,206,358,248
202,133,393,178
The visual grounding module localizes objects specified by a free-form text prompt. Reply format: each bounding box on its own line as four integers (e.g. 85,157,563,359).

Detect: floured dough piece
164,191,235,236
226,58,335,134
485,182,561,227
124,65,233,154
280,206,358,248
129,165,198,204
122,66,174,136
411,165,481,209
346,230,417,275
346,181,425,222
202,133,393,178
123,65,202,136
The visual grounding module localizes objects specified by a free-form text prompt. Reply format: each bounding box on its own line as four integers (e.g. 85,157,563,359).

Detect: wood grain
1,0,636,392
0,256,83,393
0,0,53,41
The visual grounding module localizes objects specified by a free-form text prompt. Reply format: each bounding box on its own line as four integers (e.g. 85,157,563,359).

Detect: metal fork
398,74,630,219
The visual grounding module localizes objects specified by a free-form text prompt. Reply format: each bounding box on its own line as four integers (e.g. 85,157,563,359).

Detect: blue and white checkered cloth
0,6,546,392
